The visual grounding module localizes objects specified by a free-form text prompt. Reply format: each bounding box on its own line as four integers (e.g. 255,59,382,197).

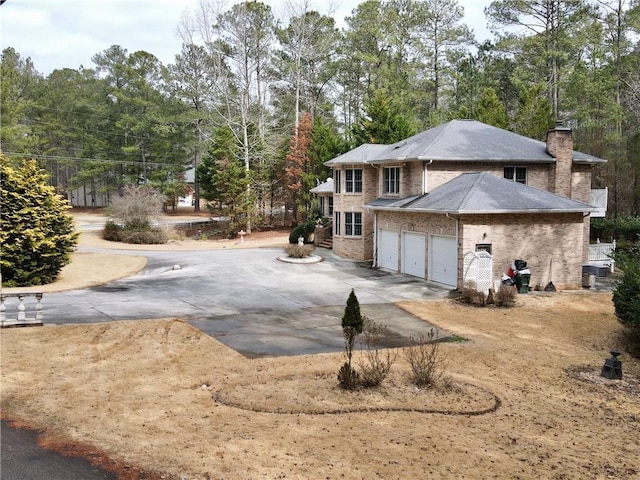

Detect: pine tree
352,90,416,146
0,156,78,287
475,87,509,129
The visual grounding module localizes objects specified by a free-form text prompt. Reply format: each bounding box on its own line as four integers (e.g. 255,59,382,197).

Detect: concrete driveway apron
42,247,454,357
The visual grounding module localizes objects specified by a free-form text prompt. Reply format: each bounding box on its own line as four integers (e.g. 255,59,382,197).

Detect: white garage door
402,232,426,278
429,235,457,287
377,229,399,271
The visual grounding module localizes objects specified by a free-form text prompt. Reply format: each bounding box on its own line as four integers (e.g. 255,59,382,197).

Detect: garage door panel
430,235,457,287
402,232,425,278
378,229,399,271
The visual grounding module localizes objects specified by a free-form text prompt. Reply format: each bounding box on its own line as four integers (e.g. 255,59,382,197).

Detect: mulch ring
566,365,640,397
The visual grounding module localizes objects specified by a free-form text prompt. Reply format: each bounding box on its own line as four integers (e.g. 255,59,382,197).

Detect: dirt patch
2,252,148,294
2,293,639,479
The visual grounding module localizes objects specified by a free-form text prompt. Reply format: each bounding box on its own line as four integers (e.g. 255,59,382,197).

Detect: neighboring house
67,182,110,208
323,119,606,291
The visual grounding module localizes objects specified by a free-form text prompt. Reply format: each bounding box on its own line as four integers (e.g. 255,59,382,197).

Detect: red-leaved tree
285,111,313,225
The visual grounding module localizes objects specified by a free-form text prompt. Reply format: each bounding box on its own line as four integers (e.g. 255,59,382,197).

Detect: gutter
366,206,599,215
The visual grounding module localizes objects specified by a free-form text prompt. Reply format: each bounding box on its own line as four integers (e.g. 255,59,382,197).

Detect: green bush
102,220,123,242
102,221,168,244
612,244,640,330
119,229,168,244
288,219,316,244
0,156,78,287
591,216,640,243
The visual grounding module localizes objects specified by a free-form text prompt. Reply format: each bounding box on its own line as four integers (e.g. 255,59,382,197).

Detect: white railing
588,239,616,273
0,293,44,327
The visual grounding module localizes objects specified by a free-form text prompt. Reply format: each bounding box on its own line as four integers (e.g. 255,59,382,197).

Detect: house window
504,167,527,184
345,168,362,193
476,243,492,254
328,197,333,215
334,211,341,236
383,167,400,194
345,212,362,236
319,197,326,216
334,170,341,193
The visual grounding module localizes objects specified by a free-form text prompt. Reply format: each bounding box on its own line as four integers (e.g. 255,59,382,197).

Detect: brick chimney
546,123,573,198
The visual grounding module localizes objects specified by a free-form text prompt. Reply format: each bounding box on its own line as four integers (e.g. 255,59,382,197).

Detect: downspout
446,212,460,289
370,163,379,267
423,160,433,194
372,212,378,267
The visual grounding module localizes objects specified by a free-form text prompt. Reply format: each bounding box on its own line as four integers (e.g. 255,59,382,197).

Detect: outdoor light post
601,351,623,380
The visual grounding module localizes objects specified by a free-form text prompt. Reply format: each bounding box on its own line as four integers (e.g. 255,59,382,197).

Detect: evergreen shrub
0,157,78,287
612,244,640,330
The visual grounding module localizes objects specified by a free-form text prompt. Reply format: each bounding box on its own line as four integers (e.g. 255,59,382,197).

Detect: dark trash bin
514,259,527,270
515,273,531,293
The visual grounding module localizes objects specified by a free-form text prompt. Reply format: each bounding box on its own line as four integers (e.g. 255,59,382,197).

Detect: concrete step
318,238,333,249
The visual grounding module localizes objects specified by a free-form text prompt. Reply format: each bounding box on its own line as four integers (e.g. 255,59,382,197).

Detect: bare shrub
356,319,398,388
494,284,517,308
108,184,164,230
285,244,315,258
458,281,477,304
403,329,447,388
458,281,486,306
337,362,359,390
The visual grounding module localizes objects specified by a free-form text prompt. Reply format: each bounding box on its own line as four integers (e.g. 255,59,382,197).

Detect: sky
0,0,494,76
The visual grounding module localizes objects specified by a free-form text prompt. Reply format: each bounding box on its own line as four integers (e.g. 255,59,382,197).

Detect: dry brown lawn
1,226,639,479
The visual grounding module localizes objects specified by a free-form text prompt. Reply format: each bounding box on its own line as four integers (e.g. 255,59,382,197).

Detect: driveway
41,247,454,357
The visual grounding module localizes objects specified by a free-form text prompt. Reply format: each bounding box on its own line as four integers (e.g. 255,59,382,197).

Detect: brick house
323,119,606,290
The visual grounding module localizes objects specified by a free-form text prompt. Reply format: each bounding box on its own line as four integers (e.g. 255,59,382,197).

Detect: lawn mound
214,371,500,415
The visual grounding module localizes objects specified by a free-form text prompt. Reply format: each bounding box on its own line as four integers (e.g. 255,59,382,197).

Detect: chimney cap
551,119,571,131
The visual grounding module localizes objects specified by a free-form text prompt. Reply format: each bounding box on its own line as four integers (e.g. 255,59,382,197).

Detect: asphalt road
1,420,116,480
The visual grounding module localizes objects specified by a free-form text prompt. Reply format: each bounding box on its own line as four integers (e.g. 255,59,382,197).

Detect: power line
2,151,188,169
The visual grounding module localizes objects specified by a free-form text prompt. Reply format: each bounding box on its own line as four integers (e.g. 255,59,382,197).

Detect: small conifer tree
338,289,364,390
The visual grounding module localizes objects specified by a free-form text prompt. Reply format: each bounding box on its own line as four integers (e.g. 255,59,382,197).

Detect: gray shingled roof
367,172,599,214
326,120,605,165
324,143,391,166
310,178,334,194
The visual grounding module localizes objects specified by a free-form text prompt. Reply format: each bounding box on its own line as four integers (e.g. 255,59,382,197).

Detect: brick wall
460,213,586,290
427,163,554,192
546,128,573,198
331,165,377,260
